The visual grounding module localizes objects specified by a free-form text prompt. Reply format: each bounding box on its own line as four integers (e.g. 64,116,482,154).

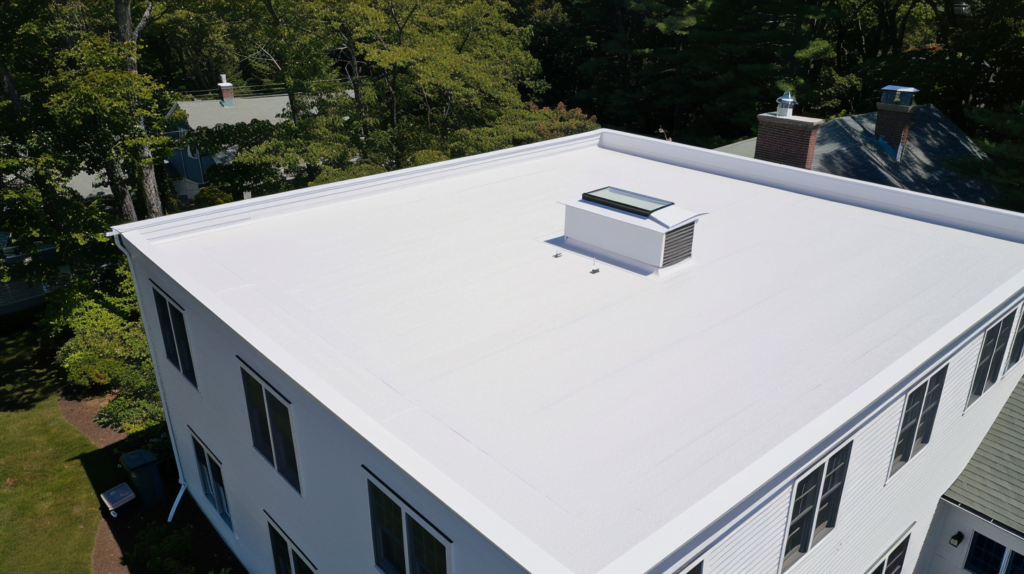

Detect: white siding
128,252,530,574
661,301,1024,574
703,489,792,573
917,500,1024,573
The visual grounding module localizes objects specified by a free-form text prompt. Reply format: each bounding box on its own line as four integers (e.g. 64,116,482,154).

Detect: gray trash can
120,449,163,508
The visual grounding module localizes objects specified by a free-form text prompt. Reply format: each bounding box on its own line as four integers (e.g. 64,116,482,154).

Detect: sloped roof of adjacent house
945,377,1024,535
111,130,1024,574
170,94,290,130
716,105,994,204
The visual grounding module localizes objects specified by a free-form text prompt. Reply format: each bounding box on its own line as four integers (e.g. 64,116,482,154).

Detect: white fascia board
596,265,1024,574
120,230,576,574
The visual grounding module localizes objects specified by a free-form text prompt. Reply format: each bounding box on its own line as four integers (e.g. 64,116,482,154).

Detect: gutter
112,233,188,521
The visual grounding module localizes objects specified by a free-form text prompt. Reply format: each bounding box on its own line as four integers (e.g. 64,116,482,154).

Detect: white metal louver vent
559,187,704,271
662,221,696,267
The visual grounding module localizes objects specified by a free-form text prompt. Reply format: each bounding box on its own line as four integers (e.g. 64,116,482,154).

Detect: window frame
266,513,317,574
964,531,1009,574
190,429,231,530
780,440,854,572
1006,303,1024,371
867,533,910,574
888,364,948,477
366,472,453,574
967,310,1018,409
151,283,197,387
240,362,302,493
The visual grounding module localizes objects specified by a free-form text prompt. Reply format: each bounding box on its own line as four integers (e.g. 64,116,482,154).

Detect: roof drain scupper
559,187,703,274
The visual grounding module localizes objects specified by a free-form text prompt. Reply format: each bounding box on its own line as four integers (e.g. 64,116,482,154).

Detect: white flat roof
114,130,1024,574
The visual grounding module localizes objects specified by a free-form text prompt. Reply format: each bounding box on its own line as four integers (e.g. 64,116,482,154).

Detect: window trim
265,511,317,572
365,471,453,574
862,524,915,574
1006,303,1024,372
887,364,947,478
779,439,854,572
241,361,302,493
963,531,1010,574
966,310,1018,410
189,427,231,530
150,282,198,387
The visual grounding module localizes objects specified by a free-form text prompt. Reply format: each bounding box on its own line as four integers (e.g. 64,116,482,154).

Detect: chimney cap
880,85,919,106
776,91,798,107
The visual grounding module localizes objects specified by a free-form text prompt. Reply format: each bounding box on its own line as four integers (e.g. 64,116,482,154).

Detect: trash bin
120,449,163,508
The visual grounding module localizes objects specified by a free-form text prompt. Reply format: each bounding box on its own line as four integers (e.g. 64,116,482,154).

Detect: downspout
113,232,188,521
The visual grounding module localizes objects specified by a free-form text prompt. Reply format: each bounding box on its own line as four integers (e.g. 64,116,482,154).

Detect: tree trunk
106,159,139,223
113,0,162,218
0,59,20,116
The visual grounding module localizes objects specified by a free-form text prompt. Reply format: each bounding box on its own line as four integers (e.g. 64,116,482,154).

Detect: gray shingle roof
715,105,996,204
173,95,290,130
945,377,1024,534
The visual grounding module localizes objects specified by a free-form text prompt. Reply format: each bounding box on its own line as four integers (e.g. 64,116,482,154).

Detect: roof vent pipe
218,74,235,108
776,91,797,117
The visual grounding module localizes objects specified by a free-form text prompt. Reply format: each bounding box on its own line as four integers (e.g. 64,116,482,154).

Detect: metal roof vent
559,187,703,271
776,91,797,117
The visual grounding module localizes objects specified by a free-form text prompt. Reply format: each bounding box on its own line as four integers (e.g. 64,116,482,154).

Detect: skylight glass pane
582,187,673,216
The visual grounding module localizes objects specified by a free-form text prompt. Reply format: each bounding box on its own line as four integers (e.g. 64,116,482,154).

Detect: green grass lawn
0,321,105,573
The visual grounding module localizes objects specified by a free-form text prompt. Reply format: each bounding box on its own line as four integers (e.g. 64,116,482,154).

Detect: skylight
582,187,674,216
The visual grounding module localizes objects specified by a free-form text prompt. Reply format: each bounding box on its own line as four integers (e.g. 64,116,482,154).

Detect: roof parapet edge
597,130,1024,244
109,129,607,240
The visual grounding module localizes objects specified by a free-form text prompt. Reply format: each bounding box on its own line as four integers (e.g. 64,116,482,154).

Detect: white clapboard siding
686,302,1024,574
129,254,534,574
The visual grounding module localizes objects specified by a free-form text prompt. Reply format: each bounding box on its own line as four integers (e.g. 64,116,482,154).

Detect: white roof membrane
117,132,1024,574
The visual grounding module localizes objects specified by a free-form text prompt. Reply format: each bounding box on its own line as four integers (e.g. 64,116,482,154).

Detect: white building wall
125,249,530,574
668,300,1024,574
916,499,1024,574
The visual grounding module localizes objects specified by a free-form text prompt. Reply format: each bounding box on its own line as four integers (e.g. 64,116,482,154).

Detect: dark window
370,482,407,574
242,367,300,492
152,288,197,385
408,517,447,574
970,312,1016,406
890,366,947,475
883,536,909,574
1007,552,1024,574
683,563,703,574
267,393,299,489
153,290,179,369
813,443,851,545
192,436,231,528
784,466,822,570
270,525,292,574
268,521,315,574
168,305,196,383
782,443,853,570
966,532,1007,574
1008,304,1024,368
868,535,910,574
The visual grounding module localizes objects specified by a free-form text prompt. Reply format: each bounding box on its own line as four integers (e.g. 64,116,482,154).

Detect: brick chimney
218,74,235,108
874,86,919,161
754,92,825,169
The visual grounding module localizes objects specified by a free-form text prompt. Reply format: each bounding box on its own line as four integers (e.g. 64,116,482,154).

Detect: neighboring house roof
716,105,994,203
67,170,111,199
170,94,290,130
945,377,1024,535
112,130,1024,574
